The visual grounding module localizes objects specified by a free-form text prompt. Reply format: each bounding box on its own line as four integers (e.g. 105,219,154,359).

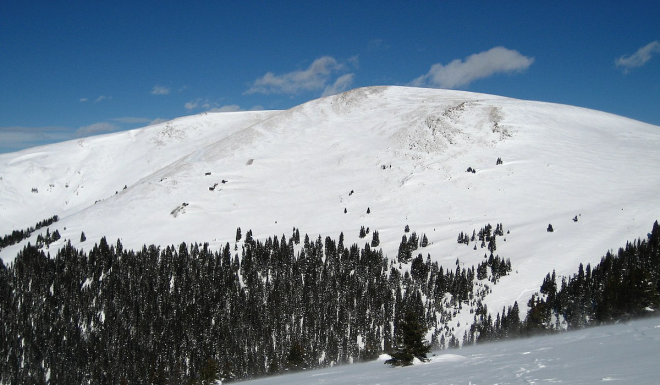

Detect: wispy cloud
94,95,111,103
411,47,534,89
322,73,355,97
0,126,71,153
616,41,660,73
79,98,88,102
245,56,356,95
76,122,121,137
151,85,171,95
184,98,207,110
0,118,168,153
184,99,262,113
149,118,169,126
368,39,390,52
209,105,242,113
112,117,152,124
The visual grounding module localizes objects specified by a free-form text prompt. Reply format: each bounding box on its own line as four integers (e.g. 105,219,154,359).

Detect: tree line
0,226,502,384
0,215,58,251
2,220,657,383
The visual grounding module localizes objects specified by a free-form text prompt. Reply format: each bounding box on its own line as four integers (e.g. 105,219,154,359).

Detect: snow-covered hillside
1,85,659,319
240,316,660,385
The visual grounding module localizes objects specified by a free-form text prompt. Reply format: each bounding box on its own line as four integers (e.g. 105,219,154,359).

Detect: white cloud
368,39,390,52
616,41,660,73
185,99,259,113
94,95,111,103
322,73,355,97
112,117,152,124
185,99,218,110
79,98,88,102
185,99,203,110
76,122,121,137
245,56,354,95
347,55,359,69
0,126,71,153
411,47,534,89
149,118,169,126
208,105,242,113
151,85,171,95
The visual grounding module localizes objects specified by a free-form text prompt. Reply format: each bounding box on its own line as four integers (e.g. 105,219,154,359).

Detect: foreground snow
242,317,660,385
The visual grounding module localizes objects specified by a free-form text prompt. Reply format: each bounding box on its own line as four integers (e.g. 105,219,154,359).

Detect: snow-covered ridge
1,86,659,319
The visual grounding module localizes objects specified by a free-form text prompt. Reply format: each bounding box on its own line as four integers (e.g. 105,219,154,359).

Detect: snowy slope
239,316,660,385
1,86,659,322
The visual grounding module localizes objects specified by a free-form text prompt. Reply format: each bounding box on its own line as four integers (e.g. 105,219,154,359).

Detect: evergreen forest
0,220,658,384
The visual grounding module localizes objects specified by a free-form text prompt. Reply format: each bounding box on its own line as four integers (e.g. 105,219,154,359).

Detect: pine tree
80,231,86,242
488,236,496,253
196,358,220,385
397,235,411,263
285,342,307,371
385,311,430,366
371,230,380,247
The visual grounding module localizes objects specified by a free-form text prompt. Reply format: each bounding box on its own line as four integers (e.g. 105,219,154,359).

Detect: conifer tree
385,311,430,366
371,230,380,247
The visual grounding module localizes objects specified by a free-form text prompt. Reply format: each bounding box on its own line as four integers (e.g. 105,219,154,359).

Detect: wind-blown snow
1,86,659,321
239,317,660,385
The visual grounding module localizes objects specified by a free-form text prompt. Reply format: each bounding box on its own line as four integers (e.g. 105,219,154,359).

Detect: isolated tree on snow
385,311,430,366
80,231,86,242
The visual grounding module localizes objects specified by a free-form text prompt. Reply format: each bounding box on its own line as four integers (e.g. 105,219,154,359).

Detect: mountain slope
239,316,660,385
1,86,659,322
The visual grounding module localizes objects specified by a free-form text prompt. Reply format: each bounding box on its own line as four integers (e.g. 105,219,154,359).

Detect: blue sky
1,1,659,153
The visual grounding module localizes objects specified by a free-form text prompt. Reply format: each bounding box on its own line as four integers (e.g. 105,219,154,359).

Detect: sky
1,1,659,153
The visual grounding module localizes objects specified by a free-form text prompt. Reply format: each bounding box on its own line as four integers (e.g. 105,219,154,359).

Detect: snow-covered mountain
2,85,659,321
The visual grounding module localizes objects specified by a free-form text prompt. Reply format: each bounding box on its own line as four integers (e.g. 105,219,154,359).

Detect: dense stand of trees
2,219,658,383
0,227,496,384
